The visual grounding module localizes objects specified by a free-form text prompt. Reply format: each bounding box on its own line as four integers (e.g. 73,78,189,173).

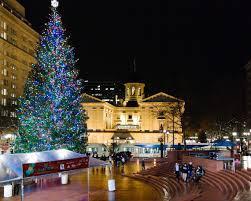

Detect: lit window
11,75,16,80
1,89,7,96
0,32,7,40
1,98,6,106
12,84,16,89
2,69,7,76
1,110,8,117
11,100,17,105
3,22,7,30
138,88,142,96
110,88,114,90
10,93,16,98
11,65,16,70
132,87,135,95
10,112,16,117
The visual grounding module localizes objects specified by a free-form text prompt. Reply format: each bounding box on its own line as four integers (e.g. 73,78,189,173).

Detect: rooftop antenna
133,57,136,73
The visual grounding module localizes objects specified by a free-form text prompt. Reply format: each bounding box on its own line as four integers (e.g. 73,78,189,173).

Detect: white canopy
0,149,109,184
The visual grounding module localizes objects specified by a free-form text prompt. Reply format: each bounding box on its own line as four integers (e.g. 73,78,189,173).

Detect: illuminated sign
116,125,139,130
23,157,89,178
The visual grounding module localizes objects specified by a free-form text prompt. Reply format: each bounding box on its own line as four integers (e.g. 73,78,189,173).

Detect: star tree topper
51,0,59,8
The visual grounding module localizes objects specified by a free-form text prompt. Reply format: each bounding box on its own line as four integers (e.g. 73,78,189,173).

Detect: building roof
111,131,134,140
0,149,109,184
126,100,139,107
82,93,104,103
142,92,183,103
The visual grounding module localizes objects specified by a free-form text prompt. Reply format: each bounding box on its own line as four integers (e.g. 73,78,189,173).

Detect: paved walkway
0,159,161,201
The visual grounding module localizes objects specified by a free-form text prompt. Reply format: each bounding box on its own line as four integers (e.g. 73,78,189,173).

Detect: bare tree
151,100,185,148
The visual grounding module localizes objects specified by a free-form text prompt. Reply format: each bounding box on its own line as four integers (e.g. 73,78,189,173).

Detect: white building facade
82,82,185,157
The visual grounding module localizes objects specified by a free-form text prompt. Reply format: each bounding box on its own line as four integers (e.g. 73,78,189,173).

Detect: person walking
175,162,180,181
182,163,188,182
141,158,145,170
121,156,125,166
194,166,205,183
109,155,113,165
14,183,20,196
187,162,193,182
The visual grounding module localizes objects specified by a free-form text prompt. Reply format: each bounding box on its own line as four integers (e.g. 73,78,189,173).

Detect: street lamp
163,130,169,145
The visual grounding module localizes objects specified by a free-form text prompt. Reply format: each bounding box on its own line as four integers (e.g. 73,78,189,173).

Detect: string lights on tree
14,0,88,153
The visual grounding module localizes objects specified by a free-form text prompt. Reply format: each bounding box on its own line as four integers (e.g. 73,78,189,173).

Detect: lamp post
172,109,175,149
158,137,164,158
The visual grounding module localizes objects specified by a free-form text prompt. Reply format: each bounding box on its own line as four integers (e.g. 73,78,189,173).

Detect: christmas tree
14,1,88,153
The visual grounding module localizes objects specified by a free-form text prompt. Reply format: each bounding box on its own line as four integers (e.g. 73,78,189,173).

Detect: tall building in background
83,80,124,105
0,0,39,129
245,61,251,129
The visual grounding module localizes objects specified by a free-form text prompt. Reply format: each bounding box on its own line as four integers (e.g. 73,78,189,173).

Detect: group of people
175,162,205,183
110,151,132,167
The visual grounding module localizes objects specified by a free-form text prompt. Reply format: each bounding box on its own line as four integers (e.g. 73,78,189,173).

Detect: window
1,110,8,117
1,98,6,106
127,88,130,96
1,89,7,96
11,64,16,70
3,22,7,30
138,88,142,96
10,93,16,98
0,32,7,40
3,80,8,86
2,69,7,76
11,100,17,105
11,84,16,89
11,75,16,80
10,112,16,117
128,115,132,119
132,86,135,95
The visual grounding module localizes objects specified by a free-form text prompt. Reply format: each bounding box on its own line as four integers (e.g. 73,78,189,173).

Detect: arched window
132,86,135,95
138,88,141,96
127,88,130,96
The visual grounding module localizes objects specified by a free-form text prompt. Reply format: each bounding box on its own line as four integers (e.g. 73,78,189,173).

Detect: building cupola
123,82,145,107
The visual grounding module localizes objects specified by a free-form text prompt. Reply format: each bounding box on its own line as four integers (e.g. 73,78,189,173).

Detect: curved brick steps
217,171,239,191
171,183,201,201
236,170,251,181
241,169,251,178
156,177,178,198
224,170,250,191
220,171,245,191
216,171,239,199
161,176,185,195
202,171,237,200
193,185,226,201
201,174,226,193
129,174,168,199
202,171,228,192
129,161,251,201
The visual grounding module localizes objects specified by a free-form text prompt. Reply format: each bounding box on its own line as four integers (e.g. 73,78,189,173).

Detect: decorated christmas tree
14,0,88,153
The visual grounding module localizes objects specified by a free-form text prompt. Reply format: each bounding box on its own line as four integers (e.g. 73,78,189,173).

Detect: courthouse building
82,81,185,157
0,0,38,119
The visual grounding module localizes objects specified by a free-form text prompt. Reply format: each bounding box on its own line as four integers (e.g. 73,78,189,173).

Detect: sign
116,125,139,130
23,157,89,178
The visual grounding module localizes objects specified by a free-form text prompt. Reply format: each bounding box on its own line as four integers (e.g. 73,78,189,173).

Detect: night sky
17,0,251,122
